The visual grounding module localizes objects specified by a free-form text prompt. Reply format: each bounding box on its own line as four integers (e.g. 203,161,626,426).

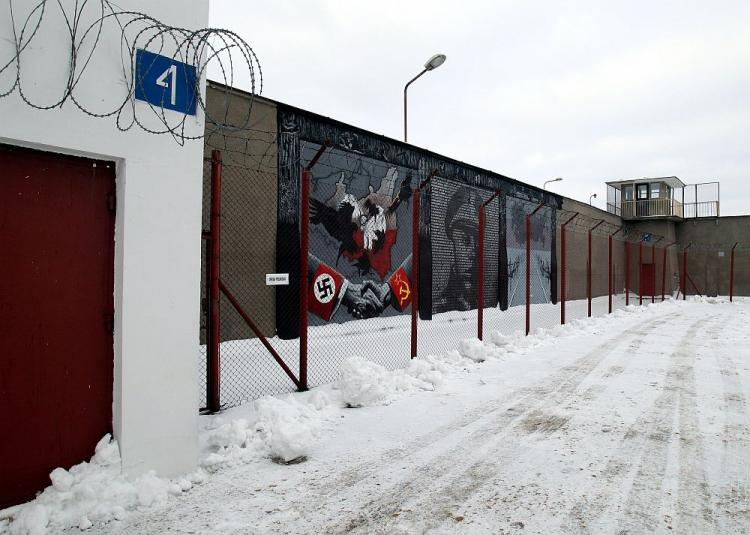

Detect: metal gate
0,144,115,508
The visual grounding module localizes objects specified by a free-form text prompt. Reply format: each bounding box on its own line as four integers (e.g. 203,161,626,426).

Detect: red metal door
639,262,655,297
0,144,115,508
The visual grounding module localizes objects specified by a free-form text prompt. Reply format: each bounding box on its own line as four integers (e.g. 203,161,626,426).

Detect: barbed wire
1,0,262,145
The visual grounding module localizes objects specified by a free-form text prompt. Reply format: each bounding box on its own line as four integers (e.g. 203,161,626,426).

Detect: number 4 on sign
156,65,177,106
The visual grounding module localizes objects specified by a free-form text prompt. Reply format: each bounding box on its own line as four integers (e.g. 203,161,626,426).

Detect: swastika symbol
313,273,336,304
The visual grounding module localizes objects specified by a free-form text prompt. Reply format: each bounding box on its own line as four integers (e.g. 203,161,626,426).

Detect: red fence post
587,229,592,317
651,242,656,303
730,242,738,302
526,213,532,335
560,223,566,325
477,206,484,339
476,190,501,341
609,226,623,314
681,243,691,300
412,188,420,357
207,150,222,413
298,141,330,391
411,170,438,357
559,212,578,326
639,240,645,305
608,234,613,313
661,242,674,301
587,220,604,317
299,167,310,391
625,241,630,306
525,203,547,335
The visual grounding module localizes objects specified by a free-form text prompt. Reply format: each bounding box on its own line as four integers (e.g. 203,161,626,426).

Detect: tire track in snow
710,313,750,534
306,315,659,509
561,313,721,534
319,314,677,533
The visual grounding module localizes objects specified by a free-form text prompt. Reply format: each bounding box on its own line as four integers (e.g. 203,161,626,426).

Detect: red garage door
0,144,115,508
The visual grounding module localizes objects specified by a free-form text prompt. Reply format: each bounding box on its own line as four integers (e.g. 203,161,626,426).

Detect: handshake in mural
342,279,394,319
307,253,414,321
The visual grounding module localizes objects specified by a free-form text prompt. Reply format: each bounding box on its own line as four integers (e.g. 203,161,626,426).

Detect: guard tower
606,177,720,220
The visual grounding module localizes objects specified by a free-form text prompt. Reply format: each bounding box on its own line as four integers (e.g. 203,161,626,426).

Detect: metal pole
208,150,222,413
730,242,738,302
651,243,656,303
404,68,427,142
681,244,691,300
477,206,485,340
561,222,566,325
559,212,578,325
410,169,438,358
525,203,547,334
587,220,604,317
638,240,643,305
661,244,670,301
587,229,592,316
299,168,310,391
476,190,501,340
608,234,613,313
609,226,623,314
625,241,630,306
526,213,532,335
298,141,330,389
411,188,419,357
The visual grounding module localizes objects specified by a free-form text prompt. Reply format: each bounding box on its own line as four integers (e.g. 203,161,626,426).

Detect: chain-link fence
199,148,747,412
200,153,302,412
680,243,750,299
302,144,415,386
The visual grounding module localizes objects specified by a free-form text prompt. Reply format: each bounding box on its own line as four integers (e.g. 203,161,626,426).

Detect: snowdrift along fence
199,150,745,412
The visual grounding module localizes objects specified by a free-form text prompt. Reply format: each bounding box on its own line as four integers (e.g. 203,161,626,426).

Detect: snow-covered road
7,299,750,535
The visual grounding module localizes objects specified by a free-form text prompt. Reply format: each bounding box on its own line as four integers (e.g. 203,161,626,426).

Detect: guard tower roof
606,176,686,190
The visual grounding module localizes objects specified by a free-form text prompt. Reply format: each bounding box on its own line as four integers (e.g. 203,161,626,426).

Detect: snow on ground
2,297,749,534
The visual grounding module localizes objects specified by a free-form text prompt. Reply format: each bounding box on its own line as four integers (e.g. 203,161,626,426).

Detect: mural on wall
275,105,558,338
303,141,417,325
309,159,412,280
431,179,500,313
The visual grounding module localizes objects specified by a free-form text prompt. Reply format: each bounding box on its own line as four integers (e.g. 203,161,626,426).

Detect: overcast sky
209,1,750,215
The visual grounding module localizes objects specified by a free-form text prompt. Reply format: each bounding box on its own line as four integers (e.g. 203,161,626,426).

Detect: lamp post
404,53,446,142
589,193,597,205
543,177,563,190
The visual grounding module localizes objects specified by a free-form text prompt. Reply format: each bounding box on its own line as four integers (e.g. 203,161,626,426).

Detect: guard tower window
637,183,648,200
650,183,660,198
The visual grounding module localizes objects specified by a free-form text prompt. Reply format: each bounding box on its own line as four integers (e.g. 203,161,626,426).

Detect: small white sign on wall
266,273,289,286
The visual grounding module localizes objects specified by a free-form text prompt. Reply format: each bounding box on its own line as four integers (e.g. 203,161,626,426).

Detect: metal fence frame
201,150,748,412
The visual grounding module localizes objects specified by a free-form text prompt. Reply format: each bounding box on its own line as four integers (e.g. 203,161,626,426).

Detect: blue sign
134,49,197,115
642,233,652,242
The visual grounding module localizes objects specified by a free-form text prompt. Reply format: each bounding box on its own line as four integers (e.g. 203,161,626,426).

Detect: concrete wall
561,197,622,228
202,85,278,343
677,216,750,296
0,0,208,477
560,198,624,301
559,197,683,299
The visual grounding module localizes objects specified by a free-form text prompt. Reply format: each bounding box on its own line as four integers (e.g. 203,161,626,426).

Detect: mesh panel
200,147,701,411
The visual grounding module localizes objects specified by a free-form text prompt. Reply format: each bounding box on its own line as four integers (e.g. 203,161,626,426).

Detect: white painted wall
0,0,209,477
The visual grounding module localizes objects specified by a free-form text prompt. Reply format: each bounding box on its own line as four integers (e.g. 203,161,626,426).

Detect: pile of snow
1,435,201,535
335,351,485,408
1,393,333,535
201,393,329,466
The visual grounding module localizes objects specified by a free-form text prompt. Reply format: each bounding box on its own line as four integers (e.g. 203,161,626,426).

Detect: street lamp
589,193,597,205
404,53,447,142
543,177,563,190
